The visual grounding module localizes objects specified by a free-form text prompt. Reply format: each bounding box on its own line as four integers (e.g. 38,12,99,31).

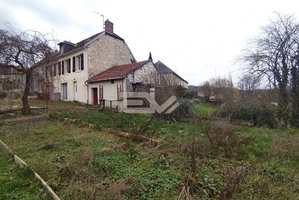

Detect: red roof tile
88,60,149,82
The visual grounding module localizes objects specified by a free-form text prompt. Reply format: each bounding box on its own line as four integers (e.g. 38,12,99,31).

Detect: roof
58,31,125,56
88,60,150,82
155,61,188,83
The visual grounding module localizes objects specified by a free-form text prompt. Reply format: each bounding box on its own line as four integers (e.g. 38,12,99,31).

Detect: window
65,58,71,73
62,61,65,74
76,54,84,71
58,62,61,75
72,57,76,72
53,64,56,76
99,85,103,100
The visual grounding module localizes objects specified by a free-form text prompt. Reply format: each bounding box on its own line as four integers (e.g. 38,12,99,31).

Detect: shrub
13,92,21,99
220,167,249,200
168,99,198,121
0,92,7,99
205,121,250,157
231,104,278,128
176,86,195,99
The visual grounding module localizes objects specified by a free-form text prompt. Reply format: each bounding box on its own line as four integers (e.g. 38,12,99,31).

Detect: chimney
105,20,114,34
148,52,153,61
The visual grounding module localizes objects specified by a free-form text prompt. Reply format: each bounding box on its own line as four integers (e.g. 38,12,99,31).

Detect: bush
167,99,198,121
205,121,250,157
176,86,195,99
231,104,278,128
0,92,7,99
13,92,21,99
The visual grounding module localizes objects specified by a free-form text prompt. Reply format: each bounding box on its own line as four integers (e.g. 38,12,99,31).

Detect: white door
62,83,68,100
73,82,78,101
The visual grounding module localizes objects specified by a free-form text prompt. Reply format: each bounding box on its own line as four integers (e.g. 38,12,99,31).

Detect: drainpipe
85,81,89,106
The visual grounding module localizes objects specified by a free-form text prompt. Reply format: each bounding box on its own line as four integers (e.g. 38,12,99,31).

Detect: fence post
150,87,155,101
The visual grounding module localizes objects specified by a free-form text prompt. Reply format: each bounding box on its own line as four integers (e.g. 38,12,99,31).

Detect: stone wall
127,62,157,86
0,74,25,94
87,35,134,78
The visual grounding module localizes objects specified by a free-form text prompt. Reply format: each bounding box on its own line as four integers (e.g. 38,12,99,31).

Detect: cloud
4,0,94,35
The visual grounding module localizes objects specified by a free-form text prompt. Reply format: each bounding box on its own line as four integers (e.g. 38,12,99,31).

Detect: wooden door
92,88,98,105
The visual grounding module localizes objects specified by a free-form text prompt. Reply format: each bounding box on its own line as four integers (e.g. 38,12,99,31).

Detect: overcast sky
1,0,299,85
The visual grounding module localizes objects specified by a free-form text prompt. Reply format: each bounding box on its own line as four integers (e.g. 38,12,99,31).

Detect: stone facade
87,35,134,78
51,20,135,104
126,62,157,84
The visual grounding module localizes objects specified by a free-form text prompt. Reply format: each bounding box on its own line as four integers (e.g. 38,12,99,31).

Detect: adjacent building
43,20,188,109
52,20,135,104
154,61,188,88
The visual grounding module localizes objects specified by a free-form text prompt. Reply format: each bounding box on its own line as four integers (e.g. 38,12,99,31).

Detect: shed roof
88,60,150,82
155,61,188,83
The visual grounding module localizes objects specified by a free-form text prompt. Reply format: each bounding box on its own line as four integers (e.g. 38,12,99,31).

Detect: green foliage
13,93,22,99
195,103,215,116
231,104,278,128
167,99,198,121
0,100,298,199
93,150,181,199
0,91,8,99
0,151,49,200
176,86,194,99
55,111,79,119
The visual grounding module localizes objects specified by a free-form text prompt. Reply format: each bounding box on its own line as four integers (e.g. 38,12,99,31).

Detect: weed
269,135,299,160
220,166,249,200
205,121,250,157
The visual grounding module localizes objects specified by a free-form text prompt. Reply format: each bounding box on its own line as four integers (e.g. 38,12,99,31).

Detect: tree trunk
278,85,289,127
22,72,31,115
291,66,299,127
277,58,289,127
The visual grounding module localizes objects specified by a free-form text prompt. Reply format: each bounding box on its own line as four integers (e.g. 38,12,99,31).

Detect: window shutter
68,58,71,73
54,64,56,76
73,57,76,72
62,61,64,74
58,62,61,75
81,54,84,70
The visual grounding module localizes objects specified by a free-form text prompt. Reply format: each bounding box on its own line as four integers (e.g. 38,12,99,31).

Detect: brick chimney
105,20,114,34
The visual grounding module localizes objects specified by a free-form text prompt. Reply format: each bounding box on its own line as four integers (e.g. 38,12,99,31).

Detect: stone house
0,66,25,96
88,60,157,110
51,20,135,104
154,61,188,88
44,20,188,108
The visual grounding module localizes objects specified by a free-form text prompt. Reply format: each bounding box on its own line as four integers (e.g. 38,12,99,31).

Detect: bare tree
200,81,212,102
290,52,299,127
0,27,54,114
242,13,299,127
210,77,238,118
238,73,260,92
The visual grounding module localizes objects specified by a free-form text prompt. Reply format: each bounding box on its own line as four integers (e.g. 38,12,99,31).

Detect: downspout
85,81,89,105
85,48,89,106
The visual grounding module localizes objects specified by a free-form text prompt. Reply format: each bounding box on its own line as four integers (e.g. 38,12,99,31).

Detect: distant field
0,100,298,199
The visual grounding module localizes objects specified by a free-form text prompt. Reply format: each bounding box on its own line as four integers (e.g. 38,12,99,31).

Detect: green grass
0,100,298,199
0,150,50,200
195,103,215,116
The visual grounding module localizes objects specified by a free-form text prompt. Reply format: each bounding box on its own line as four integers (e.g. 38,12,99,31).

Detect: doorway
92,88,98,105
62,83,68,100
